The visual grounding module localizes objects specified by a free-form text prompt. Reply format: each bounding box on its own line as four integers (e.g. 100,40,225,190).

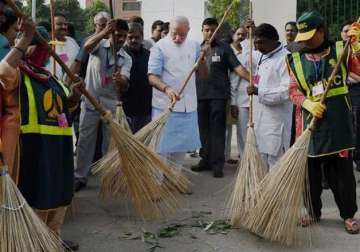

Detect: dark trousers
127,114,152,134
198,99,227,172
308,154,358,220
351,103,360,163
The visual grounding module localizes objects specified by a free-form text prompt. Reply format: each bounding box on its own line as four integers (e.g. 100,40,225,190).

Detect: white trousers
236,107,249,158
261,153,282,171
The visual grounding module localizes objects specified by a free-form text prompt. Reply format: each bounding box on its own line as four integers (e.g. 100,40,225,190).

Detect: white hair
170,16,190,28
94,11,111,24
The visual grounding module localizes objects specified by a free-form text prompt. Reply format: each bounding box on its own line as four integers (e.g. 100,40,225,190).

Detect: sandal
344,218,360,234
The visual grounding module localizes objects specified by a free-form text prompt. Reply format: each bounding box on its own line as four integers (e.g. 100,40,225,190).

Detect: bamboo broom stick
226,0,266,226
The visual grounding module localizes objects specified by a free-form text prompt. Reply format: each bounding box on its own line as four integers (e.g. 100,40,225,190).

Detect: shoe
213,170,224,178
191,161,210,172
74,180,87,192
63,240,79,251
226,159,238,165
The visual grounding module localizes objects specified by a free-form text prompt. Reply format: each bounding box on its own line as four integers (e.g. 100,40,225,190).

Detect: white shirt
46,36,80,80
253,44,293,156
230,43,261,108
148,36,201,112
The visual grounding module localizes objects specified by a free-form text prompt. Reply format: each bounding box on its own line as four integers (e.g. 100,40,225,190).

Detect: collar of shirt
102,39,126,58
258,43,284,66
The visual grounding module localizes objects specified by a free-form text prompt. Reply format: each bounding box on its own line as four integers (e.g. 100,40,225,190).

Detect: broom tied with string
92,0,241,199
0,142,68,251
5,0,190,219
244,33,355,246
226,0,266,227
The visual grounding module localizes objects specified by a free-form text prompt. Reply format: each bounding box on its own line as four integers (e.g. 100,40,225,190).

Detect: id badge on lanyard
312,81,325,96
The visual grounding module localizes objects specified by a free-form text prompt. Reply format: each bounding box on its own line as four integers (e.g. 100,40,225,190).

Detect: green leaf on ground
204,220,232,235
158,224,185,238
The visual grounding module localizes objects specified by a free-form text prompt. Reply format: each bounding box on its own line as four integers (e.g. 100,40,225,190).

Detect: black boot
191,160,210,172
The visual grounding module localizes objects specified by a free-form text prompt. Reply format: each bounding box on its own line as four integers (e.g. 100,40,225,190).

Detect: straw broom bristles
226,0,267,227
226,126,266,226
135,108,171,149
243,129,312,245
0,166,67,251
115,102,131,133
93,112,190,219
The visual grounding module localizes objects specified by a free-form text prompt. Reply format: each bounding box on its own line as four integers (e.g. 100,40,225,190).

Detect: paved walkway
63,154,360,252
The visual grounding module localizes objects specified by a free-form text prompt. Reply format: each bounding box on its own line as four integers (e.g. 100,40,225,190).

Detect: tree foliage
83,0,109,35
207,0,250,29
297,0,360,40
23,0,87,39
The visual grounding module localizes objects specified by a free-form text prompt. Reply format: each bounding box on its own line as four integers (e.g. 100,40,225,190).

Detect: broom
5,0,189,219
135,0,240,150
0,146,68,251
92,0,241,198
226,0,266,227
243,34,354,245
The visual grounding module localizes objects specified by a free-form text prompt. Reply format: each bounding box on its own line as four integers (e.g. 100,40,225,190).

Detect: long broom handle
108,0,123,103
248,0,254,126
5,0,109,116
109,0,118,72
171,0,238,108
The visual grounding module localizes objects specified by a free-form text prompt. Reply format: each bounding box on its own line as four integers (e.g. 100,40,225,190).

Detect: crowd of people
0,0,360,250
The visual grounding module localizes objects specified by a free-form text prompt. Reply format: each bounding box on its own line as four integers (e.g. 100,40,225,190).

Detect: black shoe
191,161,210,172
63,240,79,251
213,170,224,178
74,180,87,192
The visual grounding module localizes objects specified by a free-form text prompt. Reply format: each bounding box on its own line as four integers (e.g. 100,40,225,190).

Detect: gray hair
94,11,111,24
170,16,190,28
128,22,144,34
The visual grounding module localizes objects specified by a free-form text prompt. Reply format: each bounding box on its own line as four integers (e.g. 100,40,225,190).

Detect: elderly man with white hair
148,16,209,166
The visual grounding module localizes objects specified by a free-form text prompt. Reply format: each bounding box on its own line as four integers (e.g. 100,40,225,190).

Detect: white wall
253,0,297,43
141,0,207,42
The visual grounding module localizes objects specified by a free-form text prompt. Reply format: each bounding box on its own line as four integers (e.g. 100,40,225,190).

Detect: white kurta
148,36,201,154
45,36,80,80
253,44,293,157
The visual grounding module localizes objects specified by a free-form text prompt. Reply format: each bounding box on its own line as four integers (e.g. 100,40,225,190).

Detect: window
123,1,141,11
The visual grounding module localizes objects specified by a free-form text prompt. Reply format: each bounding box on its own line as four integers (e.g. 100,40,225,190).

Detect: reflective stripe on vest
20,74,73,136
292,43,348,101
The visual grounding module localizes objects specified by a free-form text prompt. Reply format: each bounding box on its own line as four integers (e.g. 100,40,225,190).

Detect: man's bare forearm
84,31,106,53
148,74,168,92
235,65,250,82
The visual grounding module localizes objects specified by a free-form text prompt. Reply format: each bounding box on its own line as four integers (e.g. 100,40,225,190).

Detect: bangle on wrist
13,46,26,57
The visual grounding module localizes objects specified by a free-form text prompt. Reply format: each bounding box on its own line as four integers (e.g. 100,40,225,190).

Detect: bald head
169,16,190,45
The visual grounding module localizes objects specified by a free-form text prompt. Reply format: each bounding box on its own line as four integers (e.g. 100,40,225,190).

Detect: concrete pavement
63,154,360,252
